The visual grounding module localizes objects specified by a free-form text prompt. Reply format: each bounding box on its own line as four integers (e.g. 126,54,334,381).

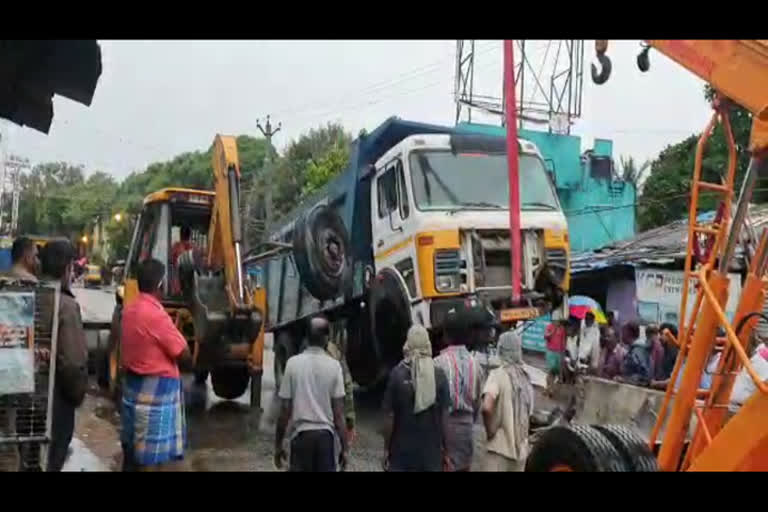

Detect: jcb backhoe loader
106,135,265,408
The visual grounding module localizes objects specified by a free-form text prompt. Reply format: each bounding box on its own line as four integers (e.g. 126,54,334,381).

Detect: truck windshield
409,150,560,212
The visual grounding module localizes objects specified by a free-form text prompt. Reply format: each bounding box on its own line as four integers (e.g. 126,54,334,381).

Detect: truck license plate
499,307,540,322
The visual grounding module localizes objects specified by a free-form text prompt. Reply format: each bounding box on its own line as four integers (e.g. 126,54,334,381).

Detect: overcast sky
1,40,710,181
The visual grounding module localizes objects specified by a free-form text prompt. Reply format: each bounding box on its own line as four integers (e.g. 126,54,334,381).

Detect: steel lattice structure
454,40,585,134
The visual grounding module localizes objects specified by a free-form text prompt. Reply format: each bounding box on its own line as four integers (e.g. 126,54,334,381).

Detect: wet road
69,285,390,471
67,285,550,471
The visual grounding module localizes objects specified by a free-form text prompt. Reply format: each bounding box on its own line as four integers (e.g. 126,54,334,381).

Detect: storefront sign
634,268,742,325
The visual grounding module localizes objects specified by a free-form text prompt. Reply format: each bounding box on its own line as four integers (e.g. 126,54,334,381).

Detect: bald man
274,316,348,472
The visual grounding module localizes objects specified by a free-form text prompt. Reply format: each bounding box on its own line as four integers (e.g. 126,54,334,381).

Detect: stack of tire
525,424,658,472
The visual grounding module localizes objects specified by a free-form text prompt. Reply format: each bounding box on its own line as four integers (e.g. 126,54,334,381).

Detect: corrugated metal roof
572,203,768,273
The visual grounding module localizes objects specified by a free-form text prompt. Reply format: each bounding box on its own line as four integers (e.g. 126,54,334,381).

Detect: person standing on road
8,236,39,282
481,331,533,472
543,319,566,394
39,239,89,471
433,309,483,472
274,315,348,472
120,259,191,471
381,325,450,472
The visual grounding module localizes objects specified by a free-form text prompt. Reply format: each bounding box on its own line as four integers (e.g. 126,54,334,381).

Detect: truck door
372,158,411,264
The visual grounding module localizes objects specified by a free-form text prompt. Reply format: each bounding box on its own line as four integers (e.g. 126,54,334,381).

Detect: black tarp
0,40,102,134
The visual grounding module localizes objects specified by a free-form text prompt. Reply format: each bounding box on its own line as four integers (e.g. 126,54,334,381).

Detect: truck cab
370,132,569,351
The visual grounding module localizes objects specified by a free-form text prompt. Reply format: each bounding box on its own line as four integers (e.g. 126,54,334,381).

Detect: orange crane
527,40,768,472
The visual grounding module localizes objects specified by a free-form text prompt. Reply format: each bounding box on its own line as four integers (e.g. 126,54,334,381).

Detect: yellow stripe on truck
416,230,460,298
374,236,414,261
544,228,570,291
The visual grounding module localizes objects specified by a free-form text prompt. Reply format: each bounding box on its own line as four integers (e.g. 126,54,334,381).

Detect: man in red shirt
170,225,196,295
120,259,191,471
544,319,567,394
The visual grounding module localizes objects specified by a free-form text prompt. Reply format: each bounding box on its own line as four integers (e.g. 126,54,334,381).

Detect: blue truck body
248,117,459,330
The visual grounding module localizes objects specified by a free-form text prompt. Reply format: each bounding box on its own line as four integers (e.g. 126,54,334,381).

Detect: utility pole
256,115,281,233
1,154,28,236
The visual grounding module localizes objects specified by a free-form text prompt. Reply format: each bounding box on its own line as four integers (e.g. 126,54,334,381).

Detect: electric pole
256,115,281,232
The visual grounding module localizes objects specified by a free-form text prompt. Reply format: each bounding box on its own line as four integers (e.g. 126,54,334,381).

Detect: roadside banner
635,267,742,325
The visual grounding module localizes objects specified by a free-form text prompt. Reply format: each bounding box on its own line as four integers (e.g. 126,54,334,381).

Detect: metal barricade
0,280,59,472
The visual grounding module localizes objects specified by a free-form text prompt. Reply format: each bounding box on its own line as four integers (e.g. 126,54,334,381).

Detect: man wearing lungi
120,258,191,471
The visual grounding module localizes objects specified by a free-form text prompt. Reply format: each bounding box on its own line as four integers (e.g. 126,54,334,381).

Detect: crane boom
590,40,768,471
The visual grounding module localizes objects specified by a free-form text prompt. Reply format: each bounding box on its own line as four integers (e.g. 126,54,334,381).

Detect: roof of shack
571,203,768,274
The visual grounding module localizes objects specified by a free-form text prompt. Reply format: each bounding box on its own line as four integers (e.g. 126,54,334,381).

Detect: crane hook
637,45,651,72
591,40,612,85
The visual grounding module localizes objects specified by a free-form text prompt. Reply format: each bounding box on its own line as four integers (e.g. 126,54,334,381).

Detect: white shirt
278,346,345,438
566,322,601,369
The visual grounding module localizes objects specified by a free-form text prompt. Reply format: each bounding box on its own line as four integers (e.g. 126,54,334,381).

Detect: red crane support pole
504,40,522,303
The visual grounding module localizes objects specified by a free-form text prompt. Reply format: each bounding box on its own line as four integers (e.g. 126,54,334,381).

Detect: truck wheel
369,268,412,377
525,425,629,472
273,330,297,391
193,369,210,386
210,366,250,400
592,425,658,472
293,204,349,301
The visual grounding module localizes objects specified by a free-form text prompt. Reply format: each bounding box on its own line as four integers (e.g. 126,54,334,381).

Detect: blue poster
521,313,551,352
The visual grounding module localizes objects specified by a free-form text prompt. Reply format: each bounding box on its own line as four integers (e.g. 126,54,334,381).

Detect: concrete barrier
575,376,705,441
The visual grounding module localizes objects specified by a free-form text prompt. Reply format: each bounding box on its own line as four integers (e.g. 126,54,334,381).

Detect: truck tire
293,204,349,301
210,366,250,400
525,425,629,472
592,425,658,472
369,268,412,379
273,330,298,391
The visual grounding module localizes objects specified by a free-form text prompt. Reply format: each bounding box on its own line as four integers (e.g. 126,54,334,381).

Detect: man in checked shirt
433,308,483,472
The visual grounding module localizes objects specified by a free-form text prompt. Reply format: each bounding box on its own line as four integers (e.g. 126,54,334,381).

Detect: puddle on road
63,438,109,472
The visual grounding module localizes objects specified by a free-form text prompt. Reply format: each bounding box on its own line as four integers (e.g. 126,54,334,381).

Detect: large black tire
592,425,658,472
292,204,350,301
210,366,250,400
525,425,629,472
369,268,412,381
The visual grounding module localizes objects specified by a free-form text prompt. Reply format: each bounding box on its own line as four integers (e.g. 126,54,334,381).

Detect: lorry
105,135,265,408
245,117,570,388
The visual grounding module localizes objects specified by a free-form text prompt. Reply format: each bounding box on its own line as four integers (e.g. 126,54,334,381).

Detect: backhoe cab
107,135,265,407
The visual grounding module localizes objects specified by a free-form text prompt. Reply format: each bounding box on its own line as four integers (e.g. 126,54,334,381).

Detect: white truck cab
370,132,570,330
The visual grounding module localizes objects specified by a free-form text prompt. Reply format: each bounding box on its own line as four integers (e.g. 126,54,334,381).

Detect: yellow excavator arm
208,134,248,308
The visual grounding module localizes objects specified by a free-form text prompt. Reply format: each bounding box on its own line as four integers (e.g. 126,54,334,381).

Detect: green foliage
247,122,353,237
618,155,650,185
17,123,352,259
637,85,756,231
301,142,351,197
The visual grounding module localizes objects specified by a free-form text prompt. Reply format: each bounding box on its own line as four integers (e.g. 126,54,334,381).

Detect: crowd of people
276,307,534,472
543,310,681,391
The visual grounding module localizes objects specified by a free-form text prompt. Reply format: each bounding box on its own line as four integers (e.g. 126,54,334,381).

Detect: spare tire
592,425,658,472
293,204,350,301
525,425,629,472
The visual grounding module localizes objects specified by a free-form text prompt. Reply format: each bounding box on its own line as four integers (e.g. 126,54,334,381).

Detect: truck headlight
434,250,461,293
436,274,459,292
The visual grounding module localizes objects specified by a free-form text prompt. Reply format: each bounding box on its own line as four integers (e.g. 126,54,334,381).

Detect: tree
301,141,350,197
619,155,650,186
245,122,353,245
637,85,756,231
